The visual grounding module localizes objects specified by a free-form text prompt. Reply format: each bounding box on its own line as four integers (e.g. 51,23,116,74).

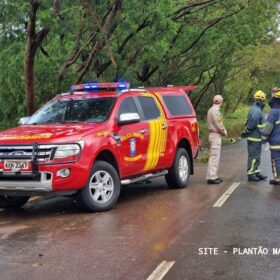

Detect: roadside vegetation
0,1,279,128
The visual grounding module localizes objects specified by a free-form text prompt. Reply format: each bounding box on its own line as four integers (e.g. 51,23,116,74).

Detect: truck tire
79,160,120,212
165,148,191,188
0,196,30,209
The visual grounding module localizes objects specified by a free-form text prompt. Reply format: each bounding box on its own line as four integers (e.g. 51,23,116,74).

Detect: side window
162,95,192,116
117,97,139,118
137,96,160,120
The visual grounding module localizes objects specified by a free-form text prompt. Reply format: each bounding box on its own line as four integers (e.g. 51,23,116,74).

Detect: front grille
0,145,56,161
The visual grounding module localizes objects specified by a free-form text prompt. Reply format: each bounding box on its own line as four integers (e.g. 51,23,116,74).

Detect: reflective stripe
276,120,280,125
247,137,261,142
248,159,257,175
272,160,277,177
261,136,268,140
270,145,280,150
257,124,265,128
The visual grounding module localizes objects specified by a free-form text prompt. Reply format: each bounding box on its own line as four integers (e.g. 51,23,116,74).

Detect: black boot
207,179,221,184
256,173,267,180
248,174,260,182
269,178,280,185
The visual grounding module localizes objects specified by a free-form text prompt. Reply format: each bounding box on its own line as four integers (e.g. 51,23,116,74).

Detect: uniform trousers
206,133,222,180
271,149,280,178
247,140,262,175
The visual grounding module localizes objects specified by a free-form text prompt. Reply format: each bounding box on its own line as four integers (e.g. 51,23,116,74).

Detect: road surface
0,140,279,280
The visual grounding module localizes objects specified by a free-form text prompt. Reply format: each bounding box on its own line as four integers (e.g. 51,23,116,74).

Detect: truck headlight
52,141,84,163
54,144,81,158
37,141,84,164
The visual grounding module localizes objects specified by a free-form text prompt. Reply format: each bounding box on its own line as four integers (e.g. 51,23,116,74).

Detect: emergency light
70,82,130,92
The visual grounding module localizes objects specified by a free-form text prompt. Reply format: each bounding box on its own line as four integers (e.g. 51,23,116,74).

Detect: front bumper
0,171,52,192
0,163,88,194
0,143,90,194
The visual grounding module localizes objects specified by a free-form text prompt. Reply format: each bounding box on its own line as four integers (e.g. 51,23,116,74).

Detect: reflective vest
262,98,280,150
245,103,265,142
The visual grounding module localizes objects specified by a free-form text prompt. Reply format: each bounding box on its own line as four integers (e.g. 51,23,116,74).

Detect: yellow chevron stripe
159,122,164,153
148,122,156,170
152,121,161,168
161,120,168,153
150,121,158,169
149,121,156,170
144,119,168,171
144,121,155,170
153,92,167,156
143,93,168,171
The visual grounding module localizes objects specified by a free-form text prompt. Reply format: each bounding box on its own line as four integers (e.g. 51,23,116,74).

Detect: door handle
162,124,167,129
140,129,147,134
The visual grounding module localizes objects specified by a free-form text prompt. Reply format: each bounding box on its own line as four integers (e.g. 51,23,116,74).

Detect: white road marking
147,261,175,280
213,182,240,207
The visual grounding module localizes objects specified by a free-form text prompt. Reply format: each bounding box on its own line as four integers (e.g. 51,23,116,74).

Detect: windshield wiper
62,120,86,123
28,122,45,125
29,121,62,125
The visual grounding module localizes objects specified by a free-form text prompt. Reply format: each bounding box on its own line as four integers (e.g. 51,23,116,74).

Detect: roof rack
121,89,147,93
139,85,198,94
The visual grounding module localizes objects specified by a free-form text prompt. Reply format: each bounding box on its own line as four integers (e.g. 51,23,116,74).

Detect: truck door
136,95,169,172
116,96,149,177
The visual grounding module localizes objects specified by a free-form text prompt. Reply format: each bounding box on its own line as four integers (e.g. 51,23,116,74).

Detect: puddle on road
0,225,29,240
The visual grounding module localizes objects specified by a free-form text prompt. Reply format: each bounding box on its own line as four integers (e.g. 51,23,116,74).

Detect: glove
241,131,250,138
241,127,252,138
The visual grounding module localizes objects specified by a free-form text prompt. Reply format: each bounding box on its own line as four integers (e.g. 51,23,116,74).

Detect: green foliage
0,0,279,128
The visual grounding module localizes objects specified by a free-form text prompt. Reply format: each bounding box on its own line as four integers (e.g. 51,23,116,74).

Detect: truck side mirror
19,117,30,125
118,113,140,125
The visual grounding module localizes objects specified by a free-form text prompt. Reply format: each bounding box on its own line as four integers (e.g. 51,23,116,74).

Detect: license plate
4,160,30,171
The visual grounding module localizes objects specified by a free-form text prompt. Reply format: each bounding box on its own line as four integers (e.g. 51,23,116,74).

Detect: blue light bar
70,82,130,92
118,83,126,88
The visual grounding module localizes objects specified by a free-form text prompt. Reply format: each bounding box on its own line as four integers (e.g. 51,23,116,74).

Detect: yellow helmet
254,90,266,101
272,88,280,98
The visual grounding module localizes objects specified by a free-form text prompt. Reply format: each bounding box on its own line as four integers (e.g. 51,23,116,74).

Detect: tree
0,0,279,126
24,0,49,116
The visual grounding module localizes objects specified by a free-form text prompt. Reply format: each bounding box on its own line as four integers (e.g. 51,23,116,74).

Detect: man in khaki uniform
206,95,227,184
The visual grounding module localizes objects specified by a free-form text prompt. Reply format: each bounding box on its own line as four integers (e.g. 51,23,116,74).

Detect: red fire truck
0,82,200,211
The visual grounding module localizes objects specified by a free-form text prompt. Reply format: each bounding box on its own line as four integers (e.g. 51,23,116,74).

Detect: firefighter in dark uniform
242,90,267,181
261,89,280,185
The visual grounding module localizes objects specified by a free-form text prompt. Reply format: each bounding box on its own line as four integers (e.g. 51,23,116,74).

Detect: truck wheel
165,148,191,188
0,196,30,209
79,161,120,212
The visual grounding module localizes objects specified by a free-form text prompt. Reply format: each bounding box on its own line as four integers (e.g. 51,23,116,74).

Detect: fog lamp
57,168,71,178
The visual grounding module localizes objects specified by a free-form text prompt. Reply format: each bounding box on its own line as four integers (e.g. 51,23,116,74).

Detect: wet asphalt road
0,140,279,280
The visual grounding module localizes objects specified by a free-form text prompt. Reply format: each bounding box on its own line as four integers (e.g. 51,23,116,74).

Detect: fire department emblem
129,138,136,157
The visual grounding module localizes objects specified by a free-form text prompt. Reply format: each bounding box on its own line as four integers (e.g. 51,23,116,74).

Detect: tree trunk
24,0,49,116
231,94,243,113
24,38,36,116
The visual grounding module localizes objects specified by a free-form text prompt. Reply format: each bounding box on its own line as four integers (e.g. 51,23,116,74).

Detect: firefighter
261,88,280,185
243,90,267,181
206,95,227,184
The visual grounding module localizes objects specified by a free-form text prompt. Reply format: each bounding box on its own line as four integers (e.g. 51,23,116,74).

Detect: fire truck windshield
27,97,116,124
